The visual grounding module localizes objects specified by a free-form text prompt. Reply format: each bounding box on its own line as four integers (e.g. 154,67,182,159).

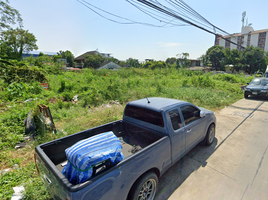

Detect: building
177,58,203,67
215,12,268,51
215,26,268,51
97,61,122,70
74,51,111,68
22,51,57,59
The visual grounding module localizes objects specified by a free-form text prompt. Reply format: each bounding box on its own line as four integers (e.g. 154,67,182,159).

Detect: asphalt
155,97,268,200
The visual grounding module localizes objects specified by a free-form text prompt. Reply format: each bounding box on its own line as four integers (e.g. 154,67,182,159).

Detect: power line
126,0,190,27
129,0,216,32
77,0,245,49
130,0,244,48
78,0,189,28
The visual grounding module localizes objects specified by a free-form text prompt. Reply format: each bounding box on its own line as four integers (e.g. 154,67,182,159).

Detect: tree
57,50,75,67
0,28,38,59
0,40,12,57
224,48,241,73
34,54,51,67
176,52,191,68
53,54,62,63
126,58,141,68
165,57,177,65
205,45,225,70
64,50,75,67
224,48,232,65
0,0,23,31
230,49,241,73
104,56,120,65
198,54,209,66
241,46,267,74
143,60,167,69
84,54,104,68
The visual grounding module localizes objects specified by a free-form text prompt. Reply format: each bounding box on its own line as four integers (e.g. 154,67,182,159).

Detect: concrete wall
230,37,238,50
265,34,268,51
243,35,248,48
219,39,225,47
250,33,259,47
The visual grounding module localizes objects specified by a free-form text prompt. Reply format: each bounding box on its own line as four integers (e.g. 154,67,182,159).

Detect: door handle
187,129,191,133
44,175,52,185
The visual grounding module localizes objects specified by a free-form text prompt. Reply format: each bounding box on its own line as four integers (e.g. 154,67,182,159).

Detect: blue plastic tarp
62,131,124,184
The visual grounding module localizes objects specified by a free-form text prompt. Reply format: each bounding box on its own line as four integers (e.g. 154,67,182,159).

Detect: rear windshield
250,79,261,85
124,105,164,127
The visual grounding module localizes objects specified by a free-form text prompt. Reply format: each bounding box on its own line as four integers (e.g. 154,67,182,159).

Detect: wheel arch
205,121,215,136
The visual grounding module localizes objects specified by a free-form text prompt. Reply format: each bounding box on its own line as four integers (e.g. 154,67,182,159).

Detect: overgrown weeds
0,67,253,199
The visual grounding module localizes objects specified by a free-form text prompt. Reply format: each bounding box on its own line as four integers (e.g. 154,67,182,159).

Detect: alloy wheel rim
209,128,215,143
137,179,156,200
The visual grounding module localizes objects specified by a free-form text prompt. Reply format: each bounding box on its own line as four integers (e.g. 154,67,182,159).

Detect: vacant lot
0,68,253,199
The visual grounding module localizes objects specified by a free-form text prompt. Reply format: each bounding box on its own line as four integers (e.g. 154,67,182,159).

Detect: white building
215,26,268,51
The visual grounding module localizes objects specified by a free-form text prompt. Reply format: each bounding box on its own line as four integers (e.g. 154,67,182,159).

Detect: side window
169,109,182,130
181,105,200,125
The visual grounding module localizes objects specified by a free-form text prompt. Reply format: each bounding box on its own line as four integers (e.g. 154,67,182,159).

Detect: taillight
34,153,40,174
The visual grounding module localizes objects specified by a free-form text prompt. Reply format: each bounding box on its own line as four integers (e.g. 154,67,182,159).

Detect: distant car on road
244,78,268,99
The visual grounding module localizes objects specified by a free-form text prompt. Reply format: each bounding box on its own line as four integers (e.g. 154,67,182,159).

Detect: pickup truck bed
38,120,164,182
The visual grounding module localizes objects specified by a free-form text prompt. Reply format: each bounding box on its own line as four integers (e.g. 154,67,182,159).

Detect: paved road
155,98,268,200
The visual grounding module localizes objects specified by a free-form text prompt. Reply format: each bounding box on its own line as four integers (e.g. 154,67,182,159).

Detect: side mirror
200,111,206,118
247,82,249,85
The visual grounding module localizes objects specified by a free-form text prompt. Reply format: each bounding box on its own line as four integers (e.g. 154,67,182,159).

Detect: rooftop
127,97,187,112
74,51,111,61
221,28,268,38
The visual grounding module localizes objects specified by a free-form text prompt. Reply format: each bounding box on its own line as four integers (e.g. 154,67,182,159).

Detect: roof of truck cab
127,97,188,112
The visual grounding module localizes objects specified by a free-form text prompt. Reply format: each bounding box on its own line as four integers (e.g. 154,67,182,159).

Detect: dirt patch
48,97,57,104
0,145,35,171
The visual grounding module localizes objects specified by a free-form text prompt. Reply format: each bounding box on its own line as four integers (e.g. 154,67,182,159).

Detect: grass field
0,67,253,199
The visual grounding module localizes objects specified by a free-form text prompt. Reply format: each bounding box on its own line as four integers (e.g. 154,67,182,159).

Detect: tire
204,124,215,146
129,172,158,200
244,93,249,99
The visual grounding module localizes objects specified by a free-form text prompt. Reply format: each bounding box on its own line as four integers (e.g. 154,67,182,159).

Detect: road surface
155,98,268,200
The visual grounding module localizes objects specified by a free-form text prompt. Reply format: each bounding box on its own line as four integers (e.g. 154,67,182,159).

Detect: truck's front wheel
204,124,215,146
129,172,158,200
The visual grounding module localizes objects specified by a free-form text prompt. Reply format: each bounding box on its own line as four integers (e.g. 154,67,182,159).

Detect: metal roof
22,51,57,56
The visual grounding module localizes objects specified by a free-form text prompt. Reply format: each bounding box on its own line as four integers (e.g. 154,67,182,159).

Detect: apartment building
215,26,268,51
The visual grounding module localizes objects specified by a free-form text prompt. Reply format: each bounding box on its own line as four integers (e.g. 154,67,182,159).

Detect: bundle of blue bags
62,131,124,184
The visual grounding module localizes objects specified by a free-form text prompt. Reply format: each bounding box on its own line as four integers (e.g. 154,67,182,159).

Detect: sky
9,0,268,61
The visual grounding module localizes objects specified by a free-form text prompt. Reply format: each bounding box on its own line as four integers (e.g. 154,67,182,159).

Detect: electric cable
78,0,189,27
77,0,244,49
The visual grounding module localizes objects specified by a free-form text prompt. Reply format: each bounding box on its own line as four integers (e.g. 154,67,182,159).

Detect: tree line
200,45,268,74
0,0,267,76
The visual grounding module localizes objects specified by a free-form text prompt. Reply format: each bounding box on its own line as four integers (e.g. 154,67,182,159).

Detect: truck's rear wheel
129,172,158,200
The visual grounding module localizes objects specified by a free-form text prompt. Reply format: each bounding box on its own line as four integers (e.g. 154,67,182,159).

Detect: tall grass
0,67,253,199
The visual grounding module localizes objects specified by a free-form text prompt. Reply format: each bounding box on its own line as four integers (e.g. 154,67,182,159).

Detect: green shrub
58,80,66,93
5,82,43,101
191,75,215,88
0,63,47,84
62,92,73,101
182,79,188,87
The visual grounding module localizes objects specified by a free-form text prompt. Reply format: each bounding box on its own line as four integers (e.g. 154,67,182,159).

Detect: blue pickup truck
35,97,216,200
